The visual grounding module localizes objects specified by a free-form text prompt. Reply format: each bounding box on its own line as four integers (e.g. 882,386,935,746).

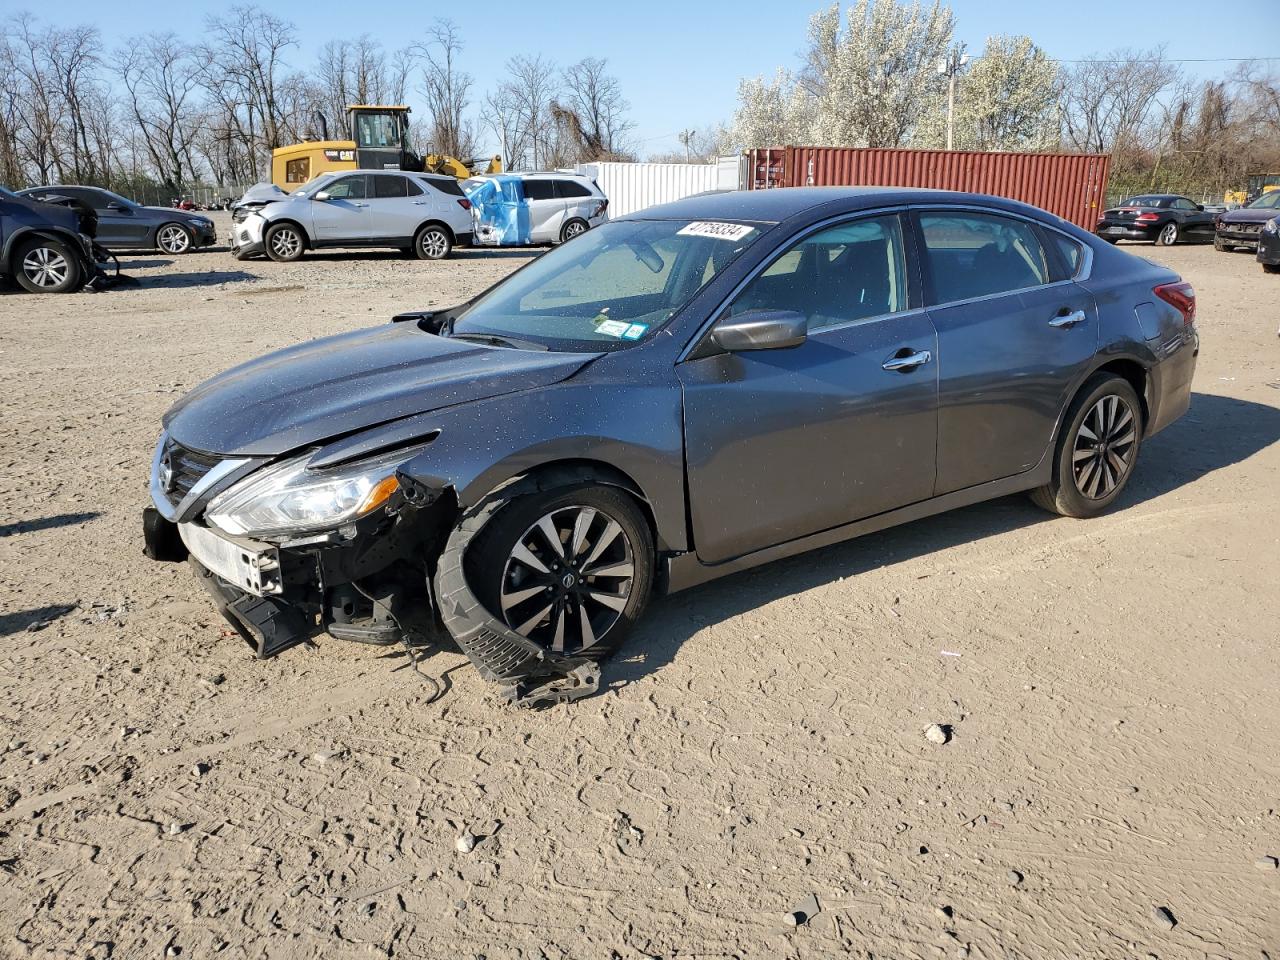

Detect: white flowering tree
731,0,955,149
916,35,1061,151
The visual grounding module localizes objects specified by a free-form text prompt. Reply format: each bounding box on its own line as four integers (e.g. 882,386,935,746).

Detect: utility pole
678,128,696,163
937,45,970,151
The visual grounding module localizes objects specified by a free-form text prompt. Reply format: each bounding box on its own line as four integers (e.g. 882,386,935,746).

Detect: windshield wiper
449,332,547,351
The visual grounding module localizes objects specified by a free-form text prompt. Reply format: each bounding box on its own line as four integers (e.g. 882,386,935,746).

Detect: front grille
165,441,220,506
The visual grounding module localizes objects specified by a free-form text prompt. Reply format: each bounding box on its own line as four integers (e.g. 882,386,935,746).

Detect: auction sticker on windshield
678,221,756,242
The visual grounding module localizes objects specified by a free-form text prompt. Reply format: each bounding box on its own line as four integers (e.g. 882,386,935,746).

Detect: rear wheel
467,486,654,661
1155,222,1179,246
264,223,305,262
415,224,452,260
560,218,588,244
1264,262,1280,275
13,237,83,294
1030,374,1143,519
156,223,193,254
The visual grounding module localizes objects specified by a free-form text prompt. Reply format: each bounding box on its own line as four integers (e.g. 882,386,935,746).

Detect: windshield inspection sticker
596,319,632,338
622,324,649,340
678,221,755,242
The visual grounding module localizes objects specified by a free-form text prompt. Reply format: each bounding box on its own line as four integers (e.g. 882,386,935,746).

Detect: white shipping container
576,158,746,217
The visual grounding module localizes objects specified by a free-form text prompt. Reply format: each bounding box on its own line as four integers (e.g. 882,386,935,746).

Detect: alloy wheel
499,505,634,654
270,228,301,259
157,225,191,253
21,246,68,288
563,221,586,241
1158,223,1178,245
1072,395,1137,499
420,229,448,259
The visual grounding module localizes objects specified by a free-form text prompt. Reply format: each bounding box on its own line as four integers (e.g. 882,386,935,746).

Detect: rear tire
1155,222,1179,246
13,237,83,294
467,485,654,662
560,219,588,244
415,224,452,260
1030,374,1143,519
264,223,305,262
1264,262,1280,275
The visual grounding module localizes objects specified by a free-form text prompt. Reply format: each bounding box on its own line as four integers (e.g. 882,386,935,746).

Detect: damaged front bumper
143,467,600,706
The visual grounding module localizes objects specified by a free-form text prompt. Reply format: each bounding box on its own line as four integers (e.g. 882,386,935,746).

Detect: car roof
625,186,1056,224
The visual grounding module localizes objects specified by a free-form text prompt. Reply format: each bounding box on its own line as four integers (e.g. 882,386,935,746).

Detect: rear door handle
1049,309,1087,328
882,349,932,372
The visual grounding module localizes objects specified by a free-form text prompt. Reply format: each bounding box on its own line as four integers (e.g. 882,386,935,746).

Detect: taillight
594,198,608,217
1135,212,1159,223
457,198,472,211
1154,281,1196,325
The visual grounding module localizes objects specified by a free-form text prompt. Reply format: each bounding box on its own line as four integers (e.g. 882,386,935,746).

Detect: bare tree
416,20,475,159
115,34,202,194
501,55,560,169
560,57,634,160
1060,47,1180,157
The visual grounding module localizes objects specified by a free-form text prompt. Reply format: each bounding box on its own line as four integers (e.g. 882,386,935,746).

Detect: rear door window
522,179,556,201
371,175,408,199
428,177,465,197
918,211,1049,304
1046,231,1085,280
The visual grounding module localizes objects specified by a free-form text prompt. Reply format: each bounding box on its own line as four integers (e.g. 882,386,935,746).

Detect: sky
27,0,1280,158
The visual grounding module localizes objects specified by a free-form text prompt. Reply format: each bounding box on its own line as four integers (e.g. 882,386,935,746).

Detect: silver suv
231,171,475,262
465,172,609,246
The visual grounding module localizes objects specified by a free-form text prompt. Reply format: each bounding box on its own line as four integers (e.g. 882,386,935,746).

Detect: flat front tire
1030,374,1143,519
264,223,305,262
467,485,654,662
13,237,83,294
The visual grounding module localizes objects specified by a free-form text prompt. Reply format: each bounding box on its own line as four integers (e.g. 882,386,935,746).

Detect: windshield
1248,191,1280,209
451,219,763,350
0,186,16,200
293,173,338,199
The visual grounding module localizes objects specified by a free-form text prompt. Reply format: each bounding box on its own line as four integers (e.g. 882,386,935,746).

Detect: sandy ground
0,216,1277,960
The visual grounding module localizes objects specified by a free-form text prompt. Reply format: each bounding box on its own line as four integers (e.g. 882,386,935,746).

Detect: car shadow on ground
0,604,79,638
132,270,259,289
609,392,1280,687
109,258,173,269
0,511,100,538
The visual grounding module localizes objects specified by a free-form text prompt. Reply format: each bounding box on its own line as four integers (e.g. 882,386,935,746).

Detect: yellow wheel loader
270,105,500,190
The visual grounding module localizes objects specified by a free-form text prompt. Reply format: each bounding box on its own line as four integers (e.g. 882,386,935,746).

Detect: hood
1220,207,1279,224
144,205,210,219
164,323,599,457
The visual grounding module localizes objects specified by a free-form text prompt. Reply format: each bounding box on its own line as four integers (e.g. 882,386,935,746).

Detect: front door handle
882,349,933,372
352,202,369,209
1049,309,1087,328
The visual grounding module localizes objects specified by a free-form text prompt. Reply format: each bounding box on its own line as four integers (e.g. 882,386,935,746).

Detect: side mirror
313,191,331,202
711,309,808,352
106,202,123,211
1196,204,1205,211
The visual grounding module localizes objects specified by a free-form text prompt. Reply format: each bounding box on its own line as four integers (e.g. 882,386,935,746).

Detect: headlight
1264,218,1278,236
205,446,425,537
186,217,210,227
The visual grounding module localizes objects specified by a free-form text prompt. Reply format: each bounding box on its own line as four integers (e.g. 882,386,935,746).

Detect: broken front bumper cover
142,477,602,706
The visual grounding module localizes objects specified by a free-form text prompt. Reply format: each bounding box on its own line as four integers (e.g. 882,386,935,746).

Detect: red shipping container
747,146,1110,231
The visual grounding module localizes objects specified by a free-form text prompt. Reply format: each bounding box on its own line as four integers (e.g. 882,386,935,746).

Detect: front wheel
13,237,83,294
156,223,193,254
264,223,305,262
1264,262,1280,275
467,486,654,661
1214,237,1228,252
1030,374,1143,518
415,224,452,260
1155,222,1179,246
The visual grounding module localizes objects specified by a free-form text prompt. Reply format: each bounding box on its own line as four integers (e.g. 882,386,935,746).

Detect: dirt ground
1,215,1277,960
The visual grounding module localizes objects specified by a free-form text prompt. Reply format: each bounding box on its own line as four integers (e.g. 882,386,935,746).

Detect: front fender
395,377,688,553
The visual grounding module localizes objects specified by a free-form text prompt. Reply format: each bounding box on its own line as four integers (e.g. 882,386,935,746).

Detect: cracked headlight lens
205,447,422,537
1263,217,1278,236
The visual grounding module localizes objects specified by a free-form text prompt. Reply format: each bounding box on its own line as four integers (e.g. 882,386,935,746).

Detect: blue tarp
464,175,531,246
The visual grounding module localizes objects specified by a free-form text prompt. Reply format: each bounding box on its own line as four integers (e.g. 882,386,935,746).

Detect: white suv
231,171,475,262
465,173,609,246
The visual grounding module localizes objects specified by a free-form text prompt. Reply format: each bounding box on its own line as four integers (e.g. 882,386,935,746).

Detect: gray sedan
17,186,216,254
143,187,1199,705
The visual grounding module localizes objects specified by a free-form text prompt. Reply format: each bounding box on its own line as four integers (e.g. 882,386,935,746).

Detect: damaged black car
144,188,1198,705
